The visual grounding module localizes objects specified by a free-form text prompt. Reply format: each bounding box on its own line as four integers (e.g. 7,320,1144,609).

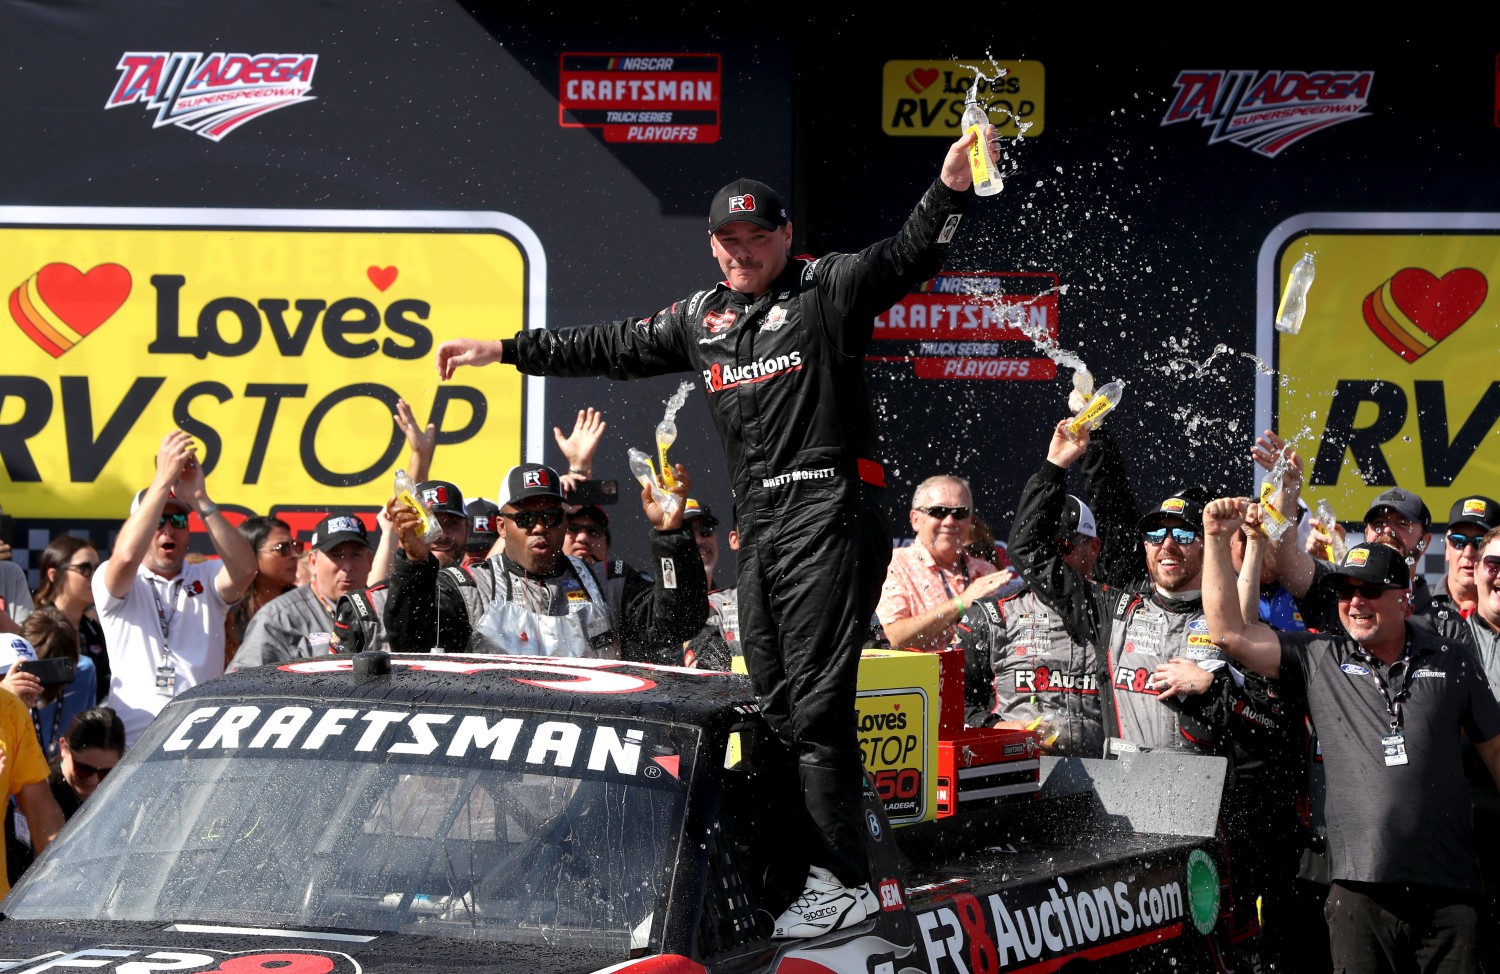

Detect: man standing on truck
430,130,996,938
1203,498,1500,973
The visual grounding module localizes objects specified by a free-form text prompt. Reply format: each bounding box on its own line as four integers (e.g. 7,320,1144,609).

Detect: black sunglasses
71,757,114,781
1447,533,1484,551
157,512,190,530
917,505,971,521
260,540,304,557
504,508,565,530
690,523,719,538
1331,581,1397,602
1142,526,1200,545
1481,556,1500,578
64,563,99,578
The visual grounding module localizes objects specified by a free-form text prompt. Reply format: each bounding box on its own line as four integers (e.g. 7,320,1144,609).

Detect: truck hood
0,919,701,974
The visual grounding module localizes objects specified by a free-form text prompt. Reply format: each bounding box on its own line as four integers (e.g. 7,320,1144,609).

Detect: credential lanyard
937,557,971,601
148,575,178,668
1357,638,1415,733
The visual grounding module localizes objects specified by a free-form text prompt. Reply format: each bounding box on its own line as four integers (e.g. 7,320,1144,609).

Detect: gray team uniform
227,585,338,670
1279,623,1500,890
959,587,1104,757
333,583,390,654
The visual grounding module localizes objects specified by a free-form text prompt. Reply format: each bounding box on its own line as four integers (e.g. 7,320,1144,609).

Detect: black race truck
0,652,1237,974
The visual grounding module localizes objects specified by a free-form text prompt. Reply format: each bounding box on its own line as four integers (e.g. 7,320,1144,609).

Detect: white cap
0,634,38,673
1065,494,1098,539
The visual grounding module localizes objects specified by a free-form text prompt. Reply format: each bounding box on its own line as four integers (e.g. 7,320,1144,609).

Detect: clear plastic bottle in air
962,86,1003,197
628,447,680,517
1066,380,1124,437
393,468,443,544
1275,253,1316,334
1257,452,1294,541
1316,498,1348,563
655,420,677,488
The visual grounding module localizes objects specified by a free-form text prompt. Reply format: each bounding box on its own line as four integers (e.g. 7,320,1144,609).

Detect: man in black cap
463,497,500,568
430,131,998,936
681,498,744,671
230,513,374,670
563,503,612,567
959,492,1104,752
331,481,471,656
1435,495,1499,617
1204,498,1500,974
384,462,705,662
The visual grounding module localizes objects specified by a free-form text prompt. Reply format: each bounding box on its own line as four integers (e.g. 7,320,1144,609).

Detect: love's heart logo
1362,267,1487,363
8,262,132,359
368,265,398,291
905,68,939,94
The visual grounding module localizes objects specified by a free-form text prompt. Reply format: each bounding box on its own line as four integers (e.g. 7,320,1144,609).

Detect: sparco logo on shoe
805,906,838,921
703,352,803,391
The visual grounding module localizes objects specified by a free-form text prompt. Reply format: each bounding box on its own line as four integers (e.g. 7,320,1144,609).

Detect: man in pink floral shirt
877,474,1015,650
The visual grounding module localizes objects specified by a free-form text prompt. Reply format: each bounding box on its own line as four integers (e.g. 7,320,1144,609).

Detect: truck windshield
5,698,695,953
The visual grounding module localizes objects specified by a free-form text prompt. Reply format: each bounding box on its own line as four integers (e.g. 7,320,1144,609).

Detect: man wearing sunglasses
1204,498,1500,974
1434,496,1499,618
95,430,256,747
1464,521,1500,973
384,462,706,663
877,475,1011,652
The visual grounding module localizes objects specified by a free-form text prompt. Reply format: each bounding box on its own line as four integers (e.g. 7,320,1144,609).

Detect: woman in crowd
3,609,96,761
224,516,299,665
32,536,107,704
6,706,124,884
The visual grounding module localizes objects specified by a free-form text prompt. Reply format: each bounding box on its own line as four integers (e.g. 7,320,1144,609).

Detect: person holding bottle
431,127,999,939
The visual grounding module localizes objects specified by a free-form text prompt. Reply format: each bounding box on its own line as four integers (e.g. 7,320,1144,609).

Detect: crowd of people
0,132,1495,971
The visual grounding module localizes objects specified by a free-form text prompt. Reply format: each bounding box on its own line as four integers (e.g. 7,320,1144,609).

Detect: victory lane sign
0,207,539,519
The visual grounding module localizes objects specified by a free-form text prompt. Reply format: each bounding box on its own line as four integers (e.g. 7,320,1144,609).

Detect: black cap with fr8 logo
708,178,788,234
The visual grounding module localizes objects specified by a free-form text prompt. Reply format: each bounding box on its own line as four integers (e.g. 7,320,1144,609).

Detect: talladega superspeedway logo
1160,69,1372,158
106,52,317,141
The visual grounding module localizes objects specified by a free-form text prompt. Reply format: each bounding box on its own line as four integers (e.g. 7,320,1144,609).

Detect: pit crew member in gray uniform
1205,499,1500,974
960,494,1104,755
383,462,706,662
431,131,995,937
228,513,373,670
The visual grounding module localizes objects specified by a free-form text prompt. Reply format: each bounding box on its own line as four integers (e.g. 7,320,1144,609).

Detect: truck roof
191,652,761,727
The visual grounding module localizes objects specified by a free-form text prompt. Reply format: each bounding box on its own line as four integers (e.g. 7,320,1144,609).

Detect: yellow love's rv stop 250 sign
1262,215,1499,519
0,207,540,518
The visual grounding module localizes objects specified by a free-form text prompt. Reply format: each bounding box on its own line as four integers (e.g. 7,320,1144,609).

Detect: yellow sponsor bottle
963,87,1002,197
1066,380,1125,437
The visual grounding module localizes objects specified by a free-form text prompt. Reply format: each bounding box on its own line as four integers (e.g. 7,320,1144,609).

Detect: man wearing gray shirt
1205,498,1500,974
229,514,374,670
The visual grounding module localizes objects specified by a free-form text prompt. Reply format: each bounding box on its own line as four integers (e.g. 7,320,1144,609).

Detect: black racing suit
502,177,971,886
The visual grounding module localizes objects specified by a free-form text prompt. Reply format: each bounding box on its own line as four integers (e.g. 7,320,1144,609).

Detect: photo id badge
1382,732,1408,767
155,663,177,697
